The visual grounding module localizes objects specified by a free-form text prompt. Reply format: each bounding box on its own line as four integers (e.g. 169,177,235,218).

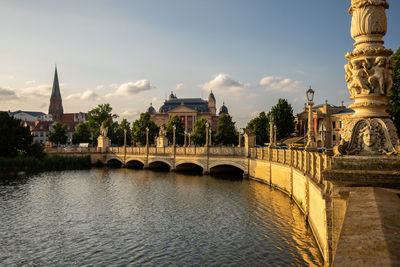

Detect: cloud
106,80,155,98
8,75,14,80
96,85,104,90
0,87,18,101
201,73,250,95
259,76,303,92
19,84,52,98
25,80,36,85
175,83,183,91
120,109,140,121
66,90,101,101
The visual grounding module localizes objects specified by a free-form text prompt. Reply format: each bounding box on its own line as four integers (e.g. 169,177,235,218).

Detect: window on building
333,135,336,141
332,121,336,129
340,121,343,128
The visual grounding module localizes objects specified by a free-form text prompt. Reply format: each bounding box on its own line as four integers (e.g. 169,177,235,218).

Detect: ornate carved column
338,0,398,155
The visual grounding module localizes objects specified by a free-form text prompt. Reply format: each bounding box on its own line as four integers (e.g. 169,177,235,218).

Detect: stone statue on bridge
100,122,108,137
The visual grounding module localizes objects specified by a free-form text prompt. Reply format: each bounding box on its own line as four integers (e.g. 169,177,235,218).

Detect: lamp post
124,129,127,147
305,86,316,151
172,125,176,147
205,122,209,147
273,125,277,147
145,127,149,147
184,131,187,147
238,128,242,147
269,115,274,148
209,128,212,146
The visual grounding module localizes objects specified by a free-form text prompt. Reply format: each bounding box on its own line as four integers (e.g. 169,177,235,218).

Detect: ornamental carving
349,0,388,13
336,118,397,155
350,4,387,39
344,56,394,97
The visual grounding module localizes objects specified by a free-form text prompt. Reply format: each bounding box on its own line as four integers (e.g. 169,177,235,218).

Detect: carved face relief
361,127,377,147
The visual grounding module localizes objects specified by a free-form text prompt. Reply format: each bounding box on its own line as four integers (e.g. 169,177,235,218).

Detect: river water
0,169,322,266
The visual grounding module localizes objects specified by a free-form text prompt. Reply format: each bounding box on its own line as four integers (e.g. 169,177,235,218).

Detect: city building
294,101,354,148
23,66,89,144
147,91,229,132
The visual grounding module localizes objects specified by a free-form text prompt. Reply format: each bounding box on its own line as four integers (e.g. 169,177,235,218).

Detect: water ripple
0,169,322,266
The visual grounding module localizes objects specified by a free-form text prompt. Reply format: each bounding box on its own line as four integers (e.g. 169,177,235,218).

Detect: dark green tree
269,98,295,141
49,122,68,146
166,115,184,146
190,118,208,146
0,112,33,157
387,47,400,134
246,111,269,145
215,114,238,146
87,103,118,142
132,112,158,145
72,122,92,145
114,119,132,146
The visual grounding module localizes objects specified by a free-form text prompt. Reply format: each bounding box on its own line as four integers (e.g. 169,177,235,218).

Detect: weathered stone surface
333,187,400,266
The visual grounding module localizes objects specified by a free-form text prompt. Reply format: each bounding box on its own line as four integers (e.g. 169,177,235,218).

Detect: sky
1,0,399,128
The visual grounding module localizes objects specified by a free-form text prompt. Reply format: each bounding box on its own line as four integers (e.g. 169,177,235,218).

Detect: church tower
48,66,63,121
208,90,216,115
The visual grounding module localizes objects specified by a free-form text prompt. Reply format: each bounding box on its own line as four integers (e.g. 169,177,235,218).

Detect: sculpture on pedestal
336,0,398,156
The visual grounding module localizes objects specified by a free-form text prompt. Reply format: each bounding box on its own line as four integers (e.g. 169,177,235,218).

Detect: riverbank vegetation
0,155,91,173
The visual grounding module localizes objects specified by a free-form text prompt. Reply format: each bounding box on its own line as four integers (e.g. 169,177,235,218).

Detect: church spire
48,65,63,121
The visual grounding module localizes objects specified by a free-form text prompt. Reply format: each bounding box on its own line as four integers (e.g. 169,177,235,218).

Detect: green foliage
0,112,33,157
190,118,208,146
166,115,184,146
388,47,400,134
132,112,159,145
25,142,45,158
72,122,92,144
246,111,269,145
215,114,238,146
269,99,295,141
0,155,91,173
87,103,118,142
49,122,68,145
114,119,132,146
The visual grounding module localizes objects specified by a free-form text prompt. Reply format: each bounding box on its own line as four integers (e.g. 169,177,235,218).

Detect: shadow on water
0,171,36,186
209,164,244,181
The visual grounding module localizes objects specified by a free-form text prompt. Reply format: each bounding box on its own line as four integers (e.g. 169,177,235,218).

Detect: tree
114,119,132,146
49,122,68,146
165,115,184,146
215,114,238,146
388,47,400,134
246,111,269,145
269,98,295,141
190,118,208,146
72,122,92,144
132,112,159,145
0,112,33,157
87,103,118,142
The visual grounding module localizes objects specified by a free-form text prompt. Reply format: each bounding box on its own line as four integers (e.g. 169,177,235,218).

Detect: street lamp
205,122,209,147
172,125,176,147
269,115,274,148
273,124,277,147
305,86,316,150
124,129,127,147
209,127,212,146
184,131,187,147
145,127,149,147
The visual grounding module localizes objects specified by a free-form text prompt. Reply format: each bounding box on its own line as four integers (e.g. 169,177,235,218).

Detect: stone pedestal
97,136,110,152
244,130,256,157
336,0,398,156
156,136,168,148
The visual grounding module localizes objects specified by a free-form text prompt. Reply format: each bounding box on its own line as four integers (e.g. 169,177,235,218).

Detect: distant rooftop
9,110,46,117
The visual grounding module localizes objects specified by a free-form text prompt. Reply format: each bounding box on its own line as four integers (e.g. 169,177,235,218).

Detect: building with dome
147,91,229,133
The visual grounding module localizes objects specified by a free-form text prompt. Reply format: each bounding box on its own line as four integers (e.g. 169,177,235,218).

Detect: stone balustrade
249,147,332,184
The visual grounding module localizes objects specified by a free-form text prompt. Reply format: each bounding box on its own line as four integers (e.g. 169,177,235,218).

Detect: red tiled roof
61,113,75,122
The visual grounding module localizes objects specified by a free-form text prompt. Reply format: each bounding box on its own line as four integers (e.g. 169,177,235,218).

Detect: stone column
337,0,398,155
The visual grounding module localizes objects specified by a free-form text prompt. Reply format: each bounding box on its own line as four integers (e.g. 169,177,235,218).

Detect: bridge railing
249,147,332,184
107,146,245,157
45,147,99,153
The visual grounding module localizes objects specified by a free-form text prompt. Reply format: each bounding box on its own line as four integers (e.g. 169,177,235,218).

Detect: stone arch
208,161,246,172
148,158,172,167
106,157,123,167
125,159,145,169
175,160,205,170
148,159,172,170
175,160,204,173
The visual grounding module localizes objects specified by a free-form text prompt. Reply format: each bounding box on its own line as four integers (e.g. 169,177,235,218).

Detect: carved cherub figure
368,57,386,94
349,60,370,94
